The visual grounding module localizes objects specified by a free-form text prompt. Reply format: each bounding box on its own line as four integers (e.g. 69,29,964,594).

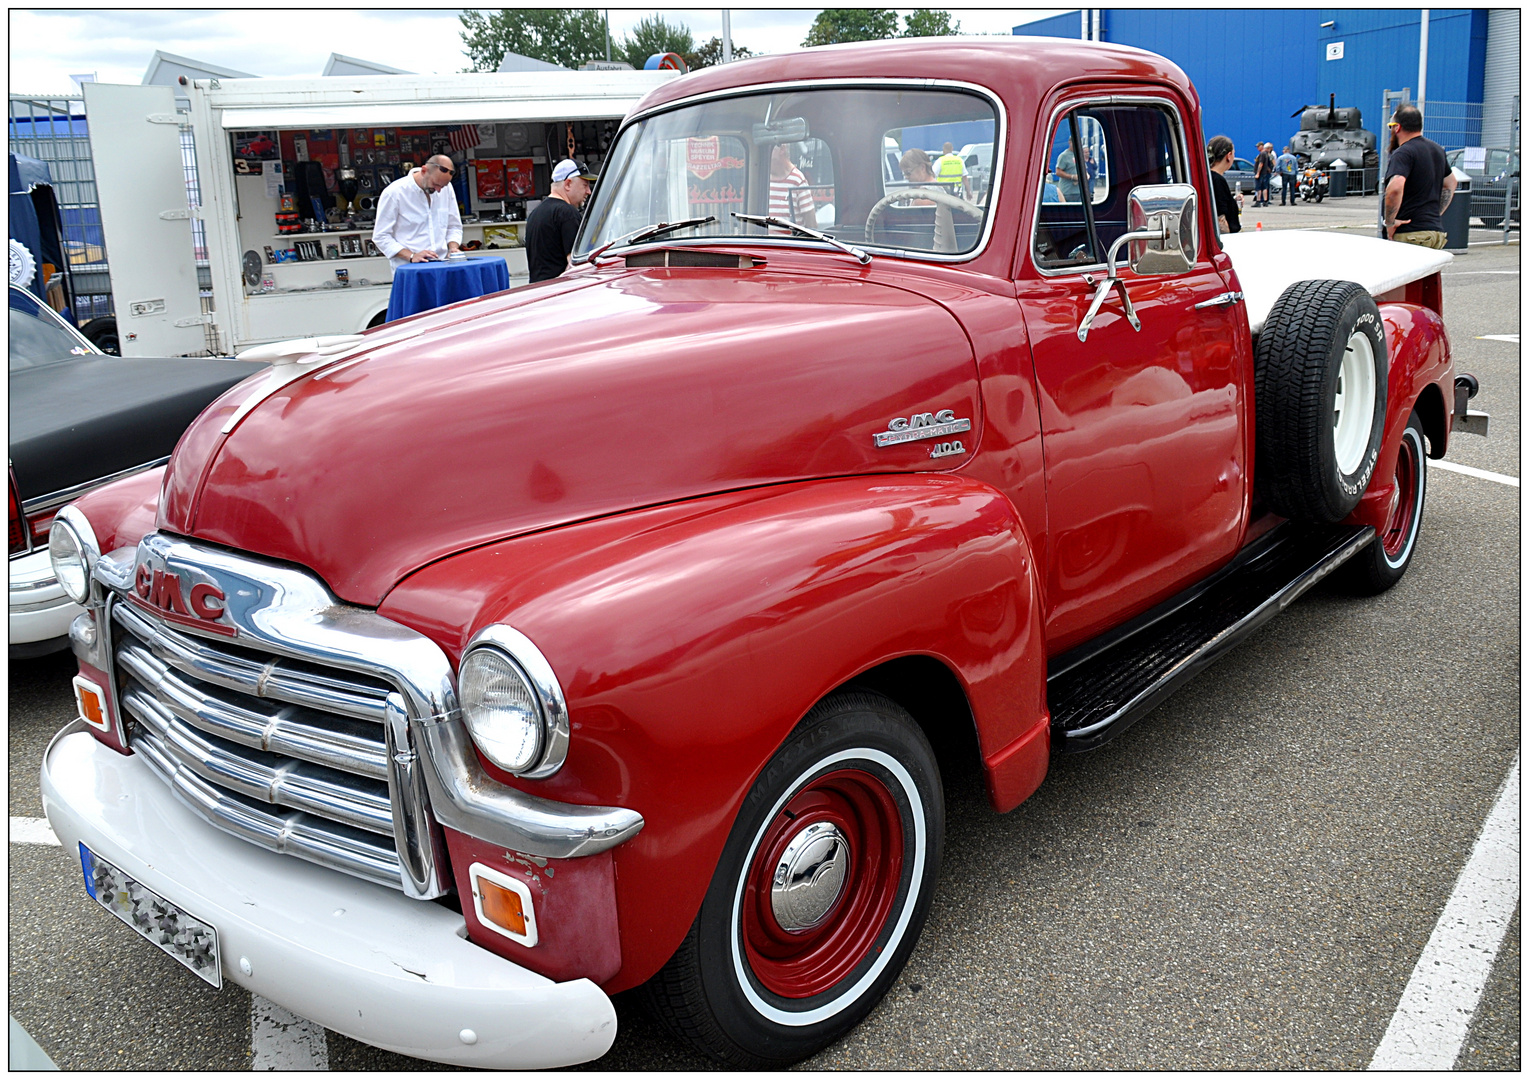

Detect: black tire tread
1254,279,1382,522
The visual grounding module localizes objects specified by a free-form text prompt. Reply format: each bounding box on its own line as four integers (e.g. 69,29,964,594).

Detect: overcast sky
8,8,1071,93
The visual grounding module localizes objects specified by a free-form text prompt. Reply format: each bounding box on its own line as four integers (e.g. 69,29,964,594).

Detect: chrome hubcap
770,821,849,932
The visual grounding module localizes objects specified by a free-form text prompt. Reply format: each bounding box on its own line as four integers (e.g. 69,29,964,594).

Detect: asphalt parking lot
8,200,1518,1070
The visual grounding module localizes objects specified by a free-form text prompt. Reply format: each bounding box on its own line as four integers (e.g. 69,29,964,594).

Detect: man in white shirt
371,155,463,267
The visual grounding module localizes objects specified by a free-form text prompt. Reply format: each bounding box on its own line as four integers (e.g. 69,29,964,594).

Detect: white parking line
1433,460,1520,487
251,996,329,1070
1369,752,1520,1070
1476,333,1520,343
10,816,61,846
1445,270,1521,276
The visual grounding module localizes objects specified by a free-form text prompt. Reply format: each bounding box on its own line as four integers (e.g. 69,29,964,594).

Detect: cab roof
634,37,1196,118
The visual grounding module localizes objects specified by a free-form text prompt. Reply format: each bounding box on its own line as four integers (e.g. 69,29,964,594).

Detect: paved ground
8,201,1518,1071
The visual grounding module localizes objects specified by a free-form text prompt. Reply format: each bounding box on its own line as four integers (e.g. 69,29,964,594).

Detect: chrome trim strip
116,639,391,780
132,728,403,890
114,600,390,724
1029,93,1192,279
463,624,570,780
599,77,1007,266
383,692,446,897
21,458,170,516
122,686,395,835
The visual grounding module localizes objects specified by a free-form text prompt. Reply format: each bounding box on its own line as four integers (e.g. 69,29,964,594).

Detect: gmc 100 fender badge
873,409,972,454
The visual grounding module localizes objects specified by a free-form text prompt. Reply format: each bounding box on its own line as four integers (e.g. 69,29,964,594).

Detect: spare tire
1254,279,1386,522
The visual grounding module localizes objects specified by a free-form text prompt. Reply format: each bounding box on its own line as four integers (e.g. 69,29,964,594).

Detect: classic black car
8,285,264,657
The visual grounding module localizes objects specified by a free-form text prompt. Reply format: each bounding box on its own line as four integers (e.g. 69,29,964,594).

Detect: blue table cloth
385,257,510,321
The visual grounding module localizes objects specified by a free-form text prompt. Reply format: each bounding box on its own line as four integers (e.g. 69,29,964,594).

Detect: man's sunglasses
432,163,455,176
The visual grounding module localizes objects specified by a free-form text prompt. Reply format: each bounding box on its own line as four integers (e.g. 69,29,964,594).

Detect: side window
1034,102,1186,271
1035,115,1098,268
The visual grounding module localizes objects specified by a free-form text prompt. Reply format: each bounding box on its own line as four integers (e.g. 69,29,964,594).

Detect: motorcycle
1297,166,1329,203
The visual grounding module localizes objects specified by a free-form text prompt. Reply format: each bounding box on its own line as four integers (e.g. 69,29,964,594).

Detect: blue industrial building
1017,9,1508,163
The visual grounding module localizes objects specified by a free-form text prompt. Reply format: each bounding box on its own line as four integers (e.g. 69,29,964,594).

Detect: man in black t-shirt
527,159,597,282
1383,104,1457,249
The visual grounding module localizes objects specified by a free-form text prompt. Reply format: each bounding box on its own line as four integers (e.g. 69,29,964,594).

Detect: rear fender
1346,303,1451,531
381,474,1048,992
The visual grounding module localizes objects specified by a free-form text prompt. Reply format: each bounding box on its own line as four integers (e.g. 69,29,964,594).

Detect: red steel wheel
1379,420,1422,561
1342,409,1428,594
643,691,944,1067
738,768,905,998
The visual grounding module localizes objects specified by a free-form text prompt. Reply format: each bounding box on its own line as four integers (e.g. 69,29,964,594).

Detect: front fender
1346,302,1451,532
381,474,1047,992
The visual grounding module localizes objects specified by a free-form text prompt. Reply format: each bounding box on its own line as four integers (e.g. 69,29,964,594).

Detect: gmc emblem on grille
135,565,227,621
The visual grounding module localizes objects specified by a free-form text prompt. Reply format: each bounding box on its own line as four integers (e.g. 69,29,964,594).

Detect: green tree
902,10,962,38
459,9,611,72
689,35,754,70
802,9,899,47
617,15,694,70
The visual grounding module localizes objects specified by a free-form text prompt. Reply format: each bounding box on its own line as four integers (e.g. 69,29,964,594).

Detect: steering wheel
865,186,984,253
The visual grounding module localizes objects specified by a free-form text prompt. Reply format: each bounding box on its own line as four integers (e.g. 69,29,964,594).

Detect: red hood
160,265,980,606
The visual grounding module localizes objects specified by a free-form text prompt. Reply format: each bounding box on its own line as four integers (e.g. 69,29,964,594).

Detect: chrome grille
111,599,410,890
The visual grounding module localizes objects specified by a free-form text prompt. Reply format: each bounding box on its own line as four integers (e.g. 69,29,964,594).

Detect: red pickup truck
41,38,1485,1068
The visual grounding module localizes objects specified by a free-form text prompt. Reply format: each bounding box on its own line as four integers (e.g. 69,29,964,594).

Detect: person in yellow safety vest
933,142,970,199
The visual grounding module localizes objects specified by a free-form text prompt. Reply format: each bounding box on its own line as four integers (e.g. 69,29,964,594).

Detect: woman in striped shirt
768,143,818,228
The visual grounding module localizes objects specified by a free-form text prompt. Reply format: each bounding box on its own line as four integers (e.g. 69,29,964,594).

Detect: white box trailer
83,70,676,356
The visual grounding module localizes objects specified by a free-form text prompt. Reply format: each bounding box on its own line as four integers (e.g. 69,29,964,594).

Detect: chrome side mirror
1077,183,1200,342
1126,183,1198,275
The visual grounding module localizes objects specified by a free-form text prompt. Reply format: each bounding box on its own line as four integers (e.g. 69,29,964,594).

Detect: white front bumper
41,724,618,1069
9,549,81,646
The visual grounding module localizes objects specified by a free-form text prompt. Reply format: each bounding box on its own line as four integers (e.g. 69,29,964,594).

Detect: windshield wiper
731,212,871,265
579,217,718,264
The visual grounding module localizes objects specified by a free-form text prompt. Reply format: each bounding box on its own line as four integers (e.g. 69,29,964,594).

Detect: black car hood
9,355,264,503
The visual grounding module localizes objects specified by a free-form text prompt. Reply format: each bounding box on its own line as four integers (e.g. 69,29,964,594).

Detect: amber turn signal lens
73,676,108,732
478,877,528,936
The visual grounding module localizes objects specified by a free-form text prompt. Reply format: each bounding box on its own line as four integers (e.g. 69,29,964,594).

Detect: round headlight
460,647,544,774
48,511,98,605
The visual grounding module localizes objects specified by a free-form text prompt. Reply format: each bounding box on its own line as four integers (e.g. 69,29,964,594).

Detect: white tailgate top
1219,230,1452,334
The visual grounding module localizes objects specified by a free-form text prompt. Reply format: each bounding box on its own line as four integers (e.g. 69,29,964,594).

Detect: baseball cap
552,159,598,183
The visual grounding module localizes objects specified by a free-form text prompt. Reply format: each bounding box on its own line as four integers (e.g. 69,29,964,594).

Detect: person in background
371,154,462,267
1383,104,1456,249
1207,135,1243,235
1252,142,1274,207
1054,142,1094,203
526,158,597,282
933,141,970,199
768,143,817,227
1276,143,1300,207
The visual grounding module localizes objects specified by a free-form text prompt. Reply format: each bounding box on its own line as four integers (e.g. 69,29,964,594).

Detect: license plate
80,843,222,988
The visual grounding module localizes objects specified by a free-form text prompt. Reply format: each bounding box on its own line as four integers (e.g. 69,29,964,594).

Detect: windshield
9,286,98,370
578,85,999,259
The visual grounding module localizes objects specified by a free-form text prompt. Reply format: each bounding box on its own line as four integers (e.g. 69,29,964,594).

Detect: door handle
1193,291,1244,310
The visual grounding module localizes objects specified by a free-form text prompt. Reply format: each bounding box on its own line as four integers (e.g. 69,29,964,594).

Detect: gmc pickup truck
40,38,1485,1068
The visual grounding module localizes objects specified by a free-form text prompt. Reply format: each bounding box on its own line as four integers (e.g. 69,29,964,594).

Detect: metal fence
1381,90,1519,244
1420,99,1486,151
